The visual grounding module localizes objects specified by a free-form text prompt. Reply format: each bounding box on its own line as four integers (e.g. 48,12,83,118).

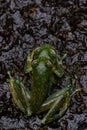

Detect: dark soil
0,0,87,130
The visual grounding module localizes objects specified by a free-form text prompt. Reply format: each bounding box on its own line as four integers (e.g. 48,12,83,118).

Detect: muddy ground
0,0,87,130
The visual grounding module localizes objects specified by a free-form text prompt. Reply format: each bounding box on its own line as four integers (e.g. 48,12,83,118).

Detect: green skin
24,44,64,113
9,44,80,124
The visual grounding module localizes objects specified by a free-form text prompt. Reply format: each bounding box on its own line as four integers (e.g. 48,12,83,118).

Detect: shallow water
0,0,87,130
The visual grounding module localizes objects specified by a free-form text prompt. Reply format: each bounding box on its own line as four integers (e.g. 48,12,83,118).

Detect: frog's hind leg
41,98,69,125
9,73,32,116
41,86,71,125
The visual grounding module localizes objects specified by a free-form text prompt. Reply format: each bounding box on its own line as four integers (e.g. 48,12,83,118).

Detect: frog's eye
50,49,56,55
33,60,38,65
34,47,41,52
47,61,52,67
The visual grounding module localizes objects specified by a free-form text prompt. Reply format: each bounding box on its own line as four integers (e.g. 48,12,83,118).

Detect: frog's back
30,44,58,113
30,61,52,113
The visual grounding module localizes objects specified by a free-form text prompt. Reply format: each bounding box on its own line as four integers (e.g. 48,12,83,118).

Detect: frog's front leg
52,54,67,78
24,50,34,73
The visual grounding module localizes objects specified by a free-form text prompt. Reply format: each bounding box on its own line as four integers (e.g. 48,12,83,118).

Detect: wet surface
0,0,87,130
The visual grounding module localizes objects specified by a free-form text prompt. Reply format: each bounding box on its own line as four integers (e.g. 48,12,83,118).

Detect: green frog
9,44,81,124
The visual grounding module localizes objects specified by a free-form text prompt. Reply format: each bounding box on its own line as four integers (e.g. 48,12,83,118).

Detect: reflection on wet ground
0,0,87,130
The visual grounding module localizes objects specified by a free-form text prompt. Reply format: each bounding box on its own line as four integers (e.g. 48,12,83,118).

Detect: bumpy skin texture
9,44,81,124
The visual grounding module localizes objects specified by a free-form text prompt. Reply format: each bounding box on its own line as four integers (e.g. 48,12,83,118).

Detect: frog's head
25,44,66,78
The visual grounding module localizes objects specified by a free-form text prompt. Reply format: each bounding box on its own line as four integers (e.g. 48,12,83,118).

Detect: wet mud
0,0,87,130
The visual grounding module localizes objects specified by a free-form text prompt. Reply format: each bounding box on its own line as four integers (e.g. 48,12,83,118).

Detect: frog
8,44,81,124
